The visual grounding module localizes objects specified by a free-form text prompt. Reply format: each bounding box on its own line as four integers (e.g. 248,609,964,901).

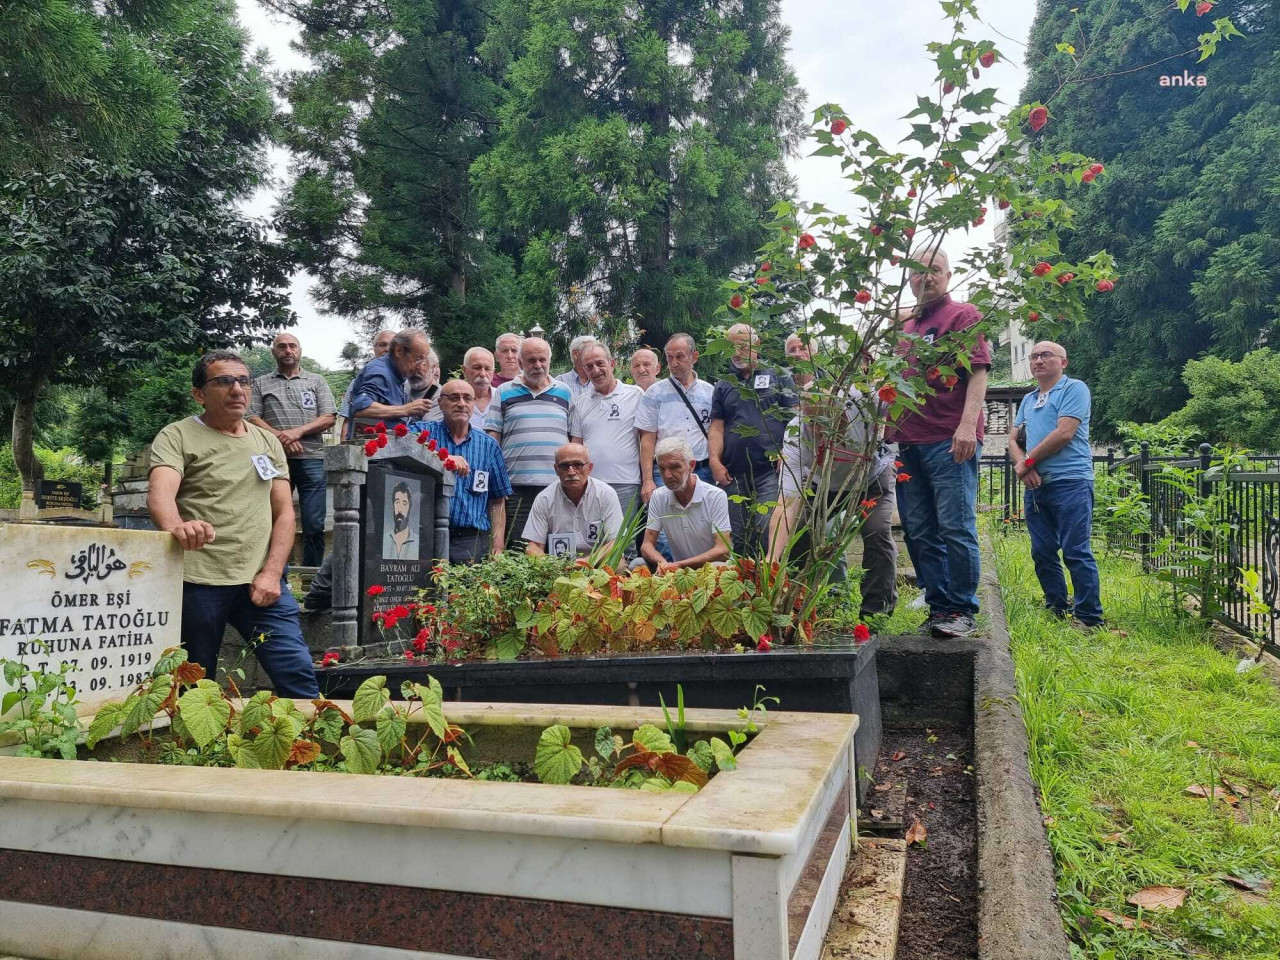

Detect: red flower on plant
376,433,388,448
394,423,409,437
855,289,872,304
854,623,871,643
1033,261,1052,276
1196,1,1213,15
877,384,898,404
903,227,916,238
894,460,903,469
757,635,773,653
412,629,430,653
942,81,955,94
798,233,816,250
1028,311,1040,322
321,651,340,667
363,440,379,457
869,224,883,237
830,118,847,135
367,584,385,597
760,260,772,272
942,375,959,388
422,603,436,614
1095,279,1114,293
1089,162,1105,176
998,198,1010,210
755,276,768,285
390,605,410,619
1057,272,1075,285
979,51,996,68
1081,171,1095,184
1028,106,1048,132
375,422,387,434
730,294,743,309
907,186,917,198
382,614,400,630
897,472,912,483
371,611,385,625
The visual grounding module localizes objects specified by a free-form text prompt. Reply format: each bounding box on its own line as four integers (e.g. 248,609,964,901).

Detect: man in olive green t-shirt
148,350,319,698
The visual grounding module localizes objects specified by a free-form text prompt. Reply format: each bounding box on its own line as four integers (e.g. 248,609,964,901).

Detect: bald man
1009,341,1103,627
888,247,990,638
523,443,623,560
629,348,661,392
249,332,337,566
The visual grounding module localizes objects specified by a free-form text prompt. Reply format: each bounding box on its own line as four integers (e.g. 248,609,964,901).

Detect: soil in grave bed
870,725,977,960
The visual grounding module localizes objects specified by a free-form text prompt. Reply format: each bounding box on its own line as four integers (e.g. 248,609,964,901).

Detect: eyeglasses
555,460,588,472
1029,351,1063,361
205,376,252,389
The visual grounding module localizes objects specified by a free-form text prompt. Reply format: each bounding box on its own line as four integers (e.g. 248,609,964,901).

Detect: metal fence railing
984,442,1280,660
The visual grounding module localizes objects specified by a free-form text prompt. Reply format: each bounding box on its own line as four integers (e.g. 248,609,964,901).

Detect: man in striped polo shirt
485,337,572,548
418,380,512,564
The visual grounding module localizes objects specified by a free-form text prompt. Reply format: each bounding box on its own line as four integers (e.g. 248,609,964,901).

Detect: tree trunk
11,379,45,492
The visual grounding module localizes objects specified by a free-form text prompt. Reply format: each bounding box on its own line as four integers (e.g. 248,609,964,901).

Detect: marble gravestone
324,438,453,648
0,524,182,716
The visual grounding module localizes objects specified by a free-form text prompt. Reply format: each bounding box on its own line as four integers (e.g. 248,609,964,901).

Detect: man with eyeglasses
1008,342,1103,628
888,247,990,639
523,443,623,560
417,379,513,563
148,350,320,699
336,329,395,438
347,329,433,436
247,332,337,567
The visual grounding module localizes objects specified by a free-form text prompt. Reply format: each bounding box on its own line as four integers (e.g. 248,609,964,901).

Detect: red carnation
412,629,429,653
391,605,410,619
371,611,385,625
730,294,743,309
830,118,847,135
375,422,387,434
757,635,773,653
855,289,872,304
897,472,912,483
321,651,340,667
394,423,409,437
404,648,415,661
427,439,438,452
798,233,816,250
362,426,376,435
417,432,429,444
376,433,388,448
1033,261,1052,277
437,447,449,461
1096,279,1115,293
853,623,871,643
878,384,898,404
363,440,379,457
444,457,458,472
366,584,386,597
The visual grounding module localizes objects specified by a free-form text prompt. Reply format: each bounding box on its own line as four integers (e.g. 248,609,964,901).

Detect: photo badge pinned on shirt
300,390,317,410
472,470,489,494
754,374,771,389
251,454,282,481
548,533,576,557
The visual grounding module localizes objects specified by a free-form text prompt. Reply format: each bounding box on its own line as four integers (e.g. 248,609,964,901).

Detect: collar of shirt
668,476,711,507
916,292,954,321
270,370,307,381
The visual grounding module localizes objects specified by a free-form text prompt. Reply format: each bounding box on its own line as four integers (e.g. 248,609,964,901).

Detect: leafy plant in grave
532,686,778,792
82,647,470,776
0,645,83,759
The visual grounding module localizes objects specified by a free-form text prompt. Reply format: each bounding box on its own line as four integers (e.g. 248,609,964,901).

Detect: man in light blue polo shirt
1008,341,1103,627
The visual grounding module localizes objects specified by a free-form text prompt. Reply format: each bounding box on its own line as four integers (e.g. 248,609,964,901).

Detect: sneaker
1044,603,1073,620
931,613,977,639
1070,617,1105,632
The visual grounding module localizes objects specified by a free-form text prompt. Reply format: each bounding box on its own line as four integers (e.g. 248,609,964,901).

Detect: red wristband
1023,457,1036,468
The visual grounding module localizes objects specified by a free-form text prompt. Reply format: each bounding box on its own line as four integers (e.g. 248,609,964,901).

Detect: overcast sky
236,0,1038,366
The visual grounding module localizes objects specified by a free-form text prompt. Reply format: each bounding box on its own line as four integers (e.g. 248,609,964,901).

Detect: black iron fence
982,442,1280,659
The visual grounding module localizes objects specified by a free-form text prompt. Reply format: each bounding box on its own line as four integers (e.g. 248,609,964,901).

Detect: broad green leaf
237,690,273,735
447,745,471,776
420,697,447,739
228,733,261,768
352,675,390,723
120,676,172,738
687,740,714,773
638,778,672,792
85,702,127,749
2,690,21,715
594,725,619,760
375,710,407,755
706,595,740,639
494,630,524,660
711,737,737,771
718,576,746,603
314,707,346,744
340,725,383,775
534,724,583,785
247,714,301,770
176,680,232,749
152,647,188,677
668,779,700,794
633,723,674,754
740,596,773,640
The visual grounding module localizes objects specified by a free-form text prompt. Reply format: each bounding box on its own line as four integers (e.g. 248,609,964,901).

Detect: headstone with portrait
0,524,183,717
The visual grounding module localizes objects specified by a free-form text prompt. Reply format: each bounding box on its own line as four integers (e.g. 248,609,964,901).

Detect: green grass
992,530,1280,960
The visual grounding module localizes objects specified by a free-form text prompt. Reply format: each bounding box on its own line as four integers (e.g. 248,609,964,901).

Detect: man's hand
402,398,430,418
250,570,282,607
950,422,977,463
278,431,304,456
450,454,471,477
656,561,682,574
711,461,733,486
168,520,216,551
641,478,656,504
1020,468,1042,490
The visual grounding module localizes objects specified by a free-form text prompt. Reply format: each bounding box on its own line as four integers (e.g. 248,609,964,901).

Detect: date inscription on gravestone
0,524,183,716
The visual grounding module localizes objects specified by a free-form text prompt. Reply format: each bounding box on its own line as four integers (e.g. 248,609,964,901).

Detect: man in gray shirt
524,442,624,560
248,332,336,566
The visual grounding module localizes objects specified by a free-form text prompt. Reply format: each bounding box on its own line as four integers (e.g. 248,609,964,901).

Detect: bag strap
670,378,710,440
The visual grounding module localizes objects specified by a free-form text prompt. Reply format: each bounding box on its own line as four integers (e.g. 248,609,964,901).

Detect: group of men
146,245,1103,698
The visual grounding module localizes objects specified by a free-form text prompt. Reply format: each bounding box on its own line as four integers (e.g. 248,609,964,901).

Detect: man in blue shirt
418,380,513,563
1009,341,1103,627
347,329,432,436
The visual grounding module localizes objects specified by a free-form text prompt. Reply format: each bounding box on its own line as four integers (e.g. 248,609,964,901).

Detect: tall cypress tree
472,0,805,347
1020,0,1276,434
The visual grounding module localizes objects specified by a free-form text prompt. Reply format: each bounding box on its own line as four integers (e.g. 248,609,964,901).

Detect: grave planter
319,640,881,803
0,702,857,960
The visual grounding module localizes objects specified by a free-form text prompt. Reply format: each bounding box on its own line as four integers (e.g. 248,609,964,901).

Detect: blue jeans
725,467,780,557
182,579,320,698
897,440,981,616
1025,479,1103,625
288,458,328,567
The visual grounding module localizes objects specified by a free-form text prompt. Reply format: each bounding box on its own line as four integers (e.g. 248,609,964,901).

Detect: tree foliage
1020,0,1279,436
1159,348,1280,451
473,0,806,347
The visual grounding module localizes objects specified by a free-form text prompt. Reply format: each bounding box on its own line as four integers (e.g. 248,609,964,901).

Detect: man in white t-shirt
569,342,644,527
524,442,624,561
641,436,732,572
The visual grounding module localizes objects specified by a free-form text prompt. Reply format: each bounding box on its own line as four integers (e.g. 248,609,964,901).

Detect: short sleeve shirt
646,479,732,563
420,420,513,531
711,367,798,478
523,477,623,557
484,379,572,487
888,294,992,445
778,391,897,499
249,370,336,459
348,354,410,435
634,376,715,462
149,418,288,586
1014,376,1093,484
555,370,595,402
568,382,644,484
